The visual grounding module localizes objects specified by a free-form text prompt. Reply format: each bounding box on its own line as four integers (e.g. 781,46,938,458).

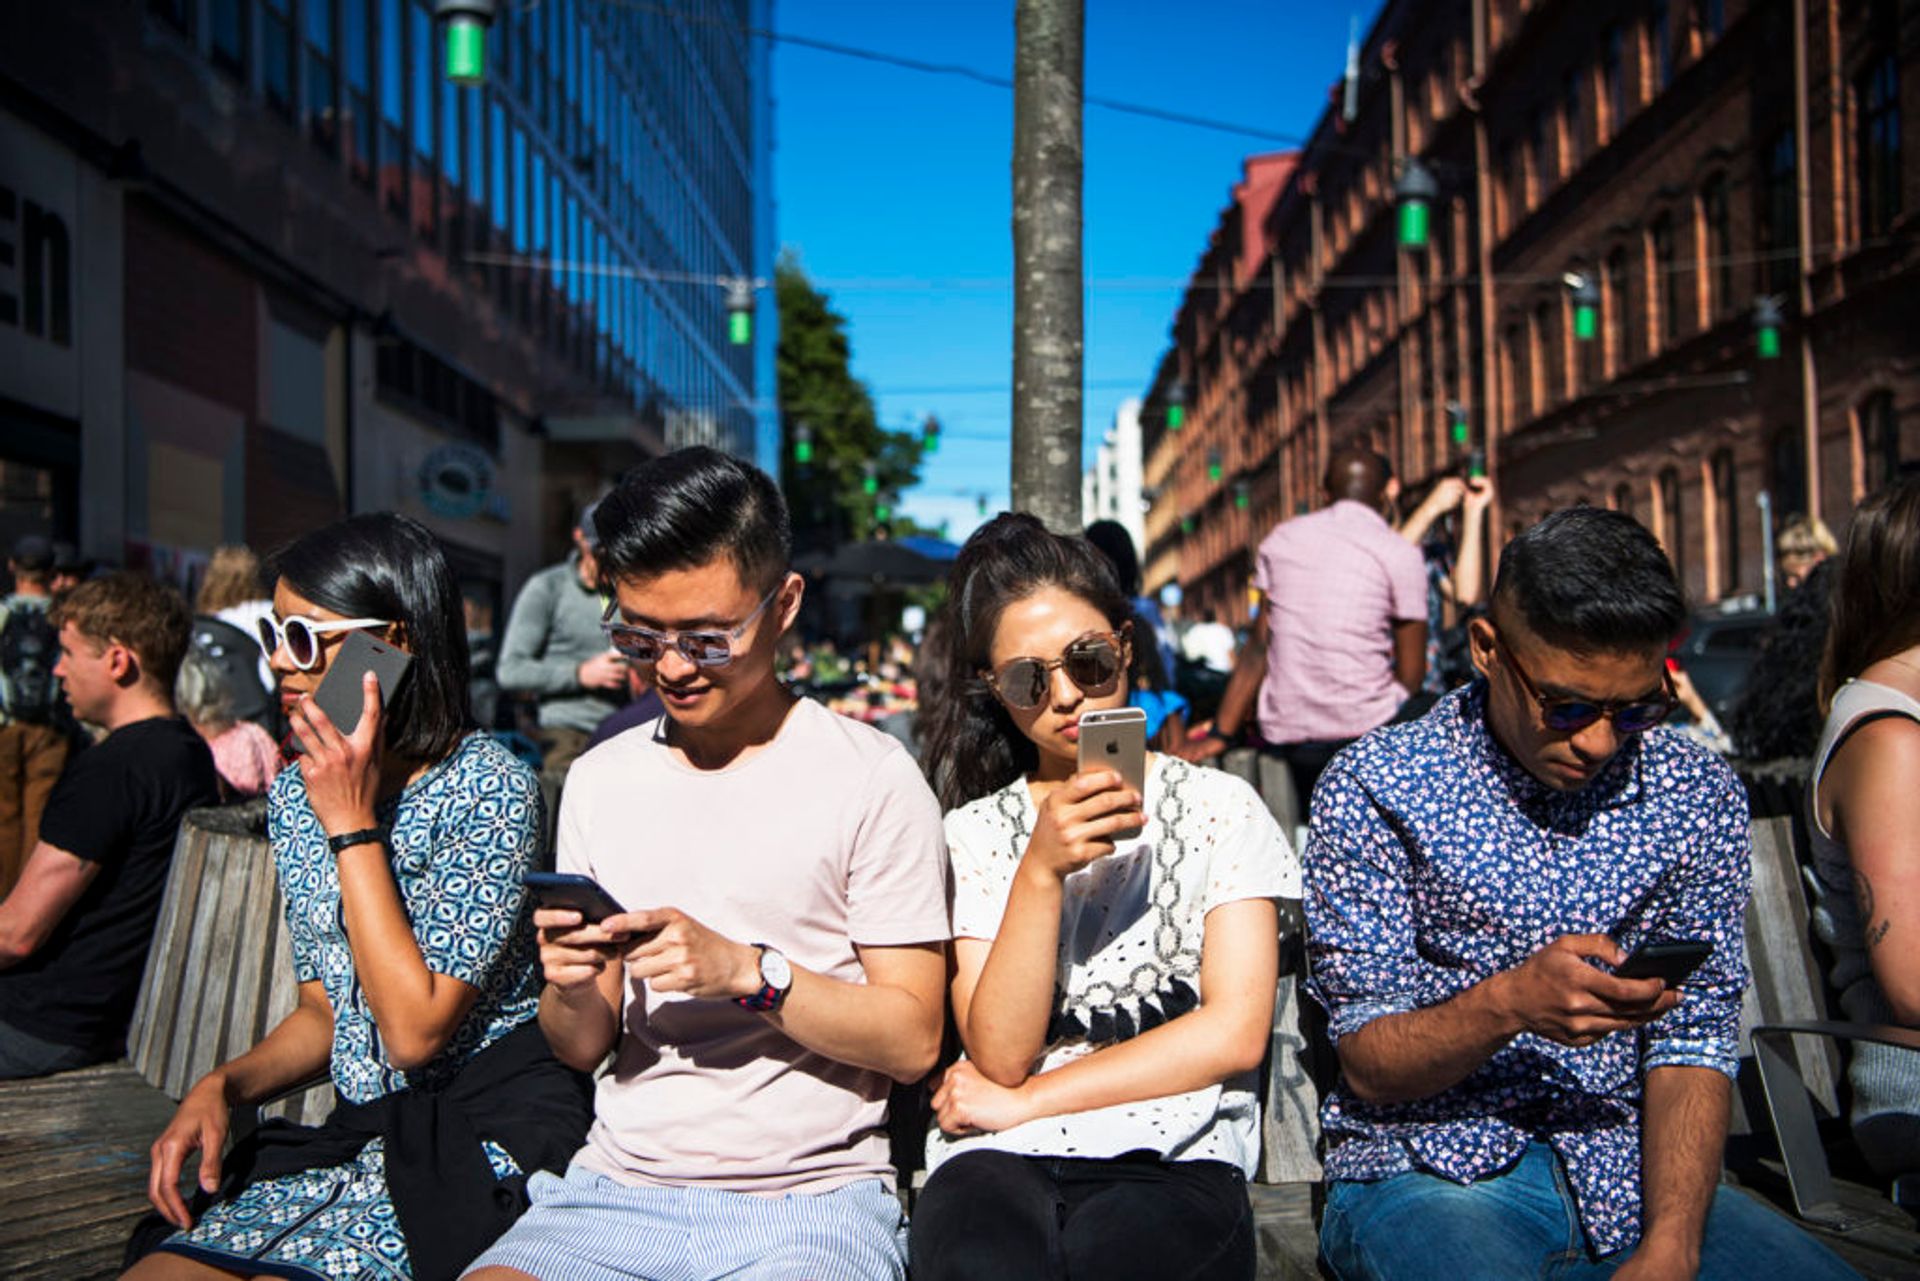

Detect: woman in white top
1808,476,1920,1180
910,514,1299,1281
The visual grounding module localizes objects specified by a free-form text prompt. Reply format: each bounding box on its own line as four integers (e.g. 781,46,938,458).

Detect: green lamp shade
922,432,939,454
1398,199,1430,249
1756,326,1781,359
1234,487,1250,509
1179,517,1195,534
793,439,813,465
728,309,752,346
875,505,891,522
445,18,486,85
862,473,878,496
1166,403,1185,430
1450,420,1469,446
1573,305,1598,341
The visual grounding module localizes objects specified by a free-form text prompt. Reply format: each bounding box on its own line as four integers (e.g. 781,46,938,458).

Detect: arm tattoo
1854,871,1891,950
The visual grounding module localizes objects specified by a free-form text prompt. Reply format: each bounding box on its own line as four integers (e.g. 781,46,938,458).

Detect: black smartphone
522,871,627,923
1615,939,1712,987
296,629,413,749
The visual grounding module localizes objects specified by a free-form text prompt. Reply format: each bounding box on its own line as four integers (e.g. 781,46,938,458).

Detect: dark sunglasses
983,630,1127,711
1499,636,1675,734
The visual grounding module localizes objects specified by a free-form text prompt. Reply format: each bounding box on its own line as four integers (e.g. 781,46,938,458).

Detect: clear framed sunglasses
983,629,1129,711
256,615,393,671
600,582,784,668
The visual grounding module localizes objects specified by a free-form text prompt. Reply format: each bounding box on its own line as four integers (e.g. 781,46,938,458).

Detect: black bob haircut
272,512,472,761
1493,505,1688,652
594,446,791,592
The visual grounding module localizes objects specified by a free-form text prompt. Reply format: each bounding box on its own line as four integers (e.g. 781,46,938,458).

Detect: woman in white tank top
1807,476,1920,1180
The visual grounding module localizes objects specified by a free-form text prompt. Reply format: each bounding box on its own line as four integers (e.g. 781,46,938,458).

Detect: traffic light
1566,273,1600,341
862,463,878,496
792,423,813,466
726,278,754,346
1395,158,1439,251
921,415,941,454
1165,383,1187,431
976,493,989,516
1753,296,1784,360
435,1,495,87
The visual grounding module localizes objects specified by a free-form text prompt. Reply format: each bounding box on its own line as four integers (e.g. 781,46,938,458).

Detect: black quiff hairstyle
594,446,791,593
918,513,1132,810
1492,506,1688,652
272,512,472,761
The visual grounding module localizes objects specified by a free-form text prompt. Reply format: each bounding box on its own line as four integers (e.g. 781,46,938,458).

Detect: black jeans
909,1149,1255,1281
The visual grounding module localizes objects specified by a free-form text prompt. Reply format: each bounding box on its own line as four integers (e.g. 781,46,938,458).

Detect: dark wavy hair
272,513,471,761
1728,559,1834,761
918,514,1132,811
1819,475,1920,709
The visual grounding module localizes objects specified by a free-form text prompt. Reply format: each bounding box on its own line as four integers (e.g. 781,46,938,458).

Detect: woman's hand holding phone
292,670,385,840
1022,770,1146,884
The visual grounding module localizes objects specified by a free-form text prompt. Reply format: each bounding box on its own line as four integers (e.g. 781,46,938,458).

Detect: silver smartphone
1077,706,1148,841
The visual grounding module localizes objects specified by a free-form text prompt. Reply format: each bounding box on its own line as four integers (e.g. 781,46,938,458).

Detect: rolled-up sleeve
1303,757,1424,1042
1641,770,1751,1079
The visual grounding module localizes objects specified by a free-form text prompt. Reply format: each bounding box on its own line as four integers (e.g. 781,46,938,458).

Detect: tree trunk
1011,0,1084,532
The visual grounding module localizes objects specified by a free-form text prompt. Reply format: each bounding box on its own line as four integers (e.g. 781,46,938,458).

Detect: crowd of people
0,443,1911,1281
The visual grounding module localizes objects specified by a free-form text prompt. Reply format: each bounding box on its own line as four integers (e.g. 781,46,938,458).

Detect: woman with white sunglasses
126,513,591,1281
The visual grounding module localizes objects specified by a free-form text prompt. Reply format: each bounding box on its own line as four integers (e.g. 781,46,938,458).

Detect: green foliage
776,252,935,545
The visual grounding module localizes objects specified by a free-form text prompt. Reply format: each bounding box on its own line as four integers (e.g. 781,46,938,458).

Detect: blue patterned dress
162,731,546,1279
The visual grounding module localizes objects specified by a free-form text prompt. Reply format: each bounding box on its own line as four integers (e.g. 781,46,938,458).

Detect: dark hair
1491,506,1687,651
1084,520,1143,597
595,446,791,592
1125,608,1167,693
272,513,471,761
919,513,1132,810
1728,559,1834,760
1819,475,1920,708
50,571,193,694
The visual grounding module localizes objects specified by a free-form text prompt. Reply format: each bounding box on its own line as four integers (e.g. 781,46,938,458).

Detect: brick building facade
1145,0,1917,623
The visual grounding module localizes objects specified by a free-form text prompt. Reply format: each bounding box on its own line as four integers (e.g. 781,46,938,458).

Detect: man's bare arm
1212,598,1271,740
1391,619,1428,696
0,842,100,968
1621,1066,1730,1277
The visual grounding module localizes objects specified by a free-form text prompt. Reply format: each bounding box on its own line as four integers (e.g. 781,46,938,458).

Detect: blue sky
771,1,1378,540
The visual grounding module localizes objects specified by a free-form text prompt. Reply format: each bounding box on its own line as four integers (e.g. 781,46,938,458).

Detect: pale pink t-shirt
557,696,950,1195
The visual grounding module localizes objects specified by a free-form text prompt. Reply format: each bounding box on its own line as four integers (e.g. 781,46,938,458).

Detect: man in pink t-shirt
468,449,949,1281
1212,448,1429,833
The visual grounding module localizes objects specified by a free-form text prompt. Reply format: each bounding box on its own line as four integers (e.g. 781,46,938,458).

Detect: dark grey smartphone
292,628,413,752
522,872,627,923
1078,706,1148,841
1615,939,1712,987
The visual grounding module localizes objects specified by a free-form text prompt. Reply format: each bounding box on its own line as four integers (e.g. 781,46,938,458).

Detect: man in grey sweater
499,504,627,809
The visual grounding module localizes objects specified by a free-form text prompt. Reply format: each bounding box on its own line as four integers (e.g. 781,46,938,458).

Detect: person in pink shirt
1211,448,1429,834
174,648,282,799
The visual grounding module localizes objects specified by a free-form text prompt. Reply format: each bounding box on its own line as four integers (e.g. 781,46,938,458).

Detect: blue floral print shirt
1303,682,1751,1257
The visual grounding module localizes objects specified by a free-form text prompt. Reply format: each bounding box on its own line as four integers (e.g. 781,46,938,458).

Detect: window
263,0,295,117
1711,449,1739,594
1562,71,1584,172
343,0,373,185
1701,175,1731,321
149,0,192,36
1529,107,1551,199
305,0,339,155
409,0,437,237
1659,467,1685,583
1614,482,1636,518
1771,424,1807,518
1649,0,1673,94
1650,214,1679,346
1533,300,1557,410
1502,323,1522,432
210,0,248,78
1760,130,1798,295
1602,26,1627,140
1856,50,1902,238
1605,246,1632,375
1860,390,1902,493
379,0,405,215
1692,0,1724,44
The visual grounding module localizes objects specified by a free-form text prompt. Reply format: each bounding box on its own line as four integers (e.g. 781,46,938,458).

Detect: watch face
760,947,793,991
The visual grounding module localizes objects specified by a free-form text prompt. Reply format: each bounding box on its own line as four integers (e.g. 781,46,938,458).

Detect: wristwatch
734,944,793,1013
326,827,387,855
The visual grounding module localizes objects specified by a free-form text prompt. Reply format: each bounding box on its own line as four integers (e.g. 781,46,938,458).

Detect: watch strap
326,827,387,855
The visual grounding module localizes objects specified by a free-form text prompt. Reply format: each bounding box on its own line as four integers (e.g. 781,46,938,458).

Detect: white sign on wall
0,110,80,420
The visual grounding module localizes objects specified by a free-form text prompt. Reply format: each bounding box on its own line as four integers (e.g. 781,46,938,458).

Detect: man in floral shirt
1304,508,1854,1280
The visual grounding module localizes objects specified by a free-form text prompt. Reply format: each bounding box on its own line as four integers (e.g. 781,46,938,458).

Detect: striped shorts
463,1163,908,1281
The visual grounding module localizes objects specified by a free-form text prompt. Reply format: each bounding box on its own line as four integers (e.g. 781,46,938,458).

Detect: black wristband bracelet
326,827,387,855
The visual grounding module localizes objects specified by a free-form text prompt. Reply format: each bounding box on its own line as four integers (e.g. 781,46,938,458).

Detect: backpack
189,615,275,728
0,599,58,724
